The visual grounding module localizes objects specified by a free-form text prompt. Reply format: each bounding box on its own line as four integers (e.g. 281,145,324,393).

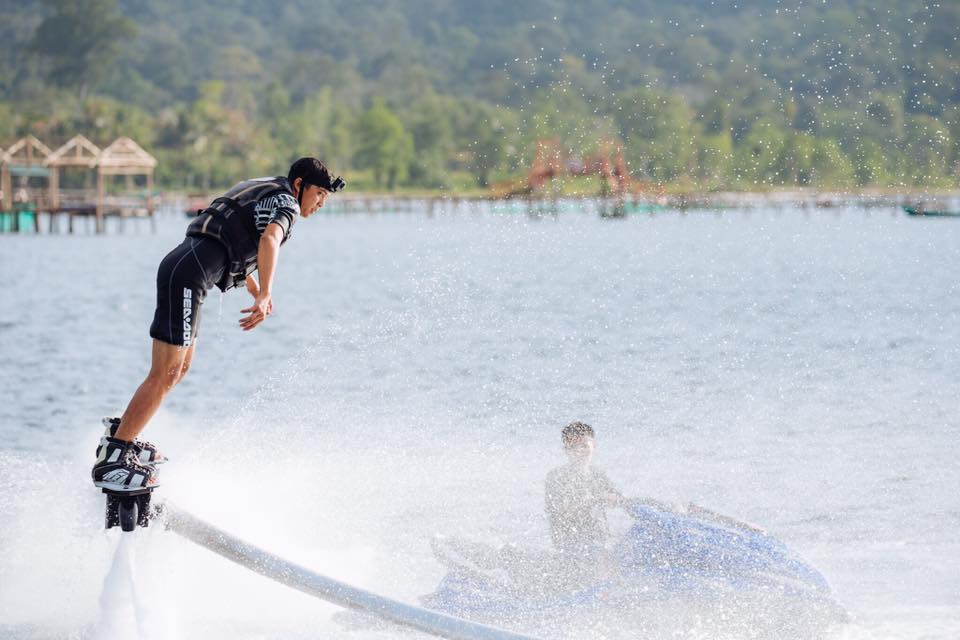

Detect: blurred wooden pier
0,135,157,234
1,201,159,234
315,190,930,217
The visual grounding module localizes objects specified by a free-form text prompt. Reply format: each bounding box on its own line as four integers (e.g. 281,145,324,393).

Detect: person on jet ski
545,421,676,563
424,423,834,617
426,421,683,598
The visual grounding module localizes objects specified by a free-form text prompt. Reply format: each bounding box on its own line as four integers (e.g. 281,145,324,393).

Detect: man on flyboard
92,157,345,492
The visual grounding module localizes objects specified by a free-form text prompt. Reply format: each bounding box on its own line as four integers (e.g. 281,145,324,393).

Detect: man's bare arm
239,223,283,331
245,274,259,296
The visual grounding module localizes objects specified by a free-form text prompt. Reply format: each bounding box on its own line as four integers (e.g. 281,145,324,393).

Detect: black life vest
186,177,295,291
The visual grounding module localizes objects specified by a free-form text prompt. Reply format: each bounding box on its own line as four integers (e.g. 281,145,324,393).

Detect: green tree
76,96,154,145
733,122,790,187
698,95,731,136
526,83,596,152
946,107,960,182
791,99,819,134
851,139,890,187
30,0,136,101
353,99,414,189
180,82,269,189
900,114,952,186
405,94,459,187
464,104,511,188
776,133,818,185
616,88,696,182
322,102,357,175
810,139,855,187
695,132,733,187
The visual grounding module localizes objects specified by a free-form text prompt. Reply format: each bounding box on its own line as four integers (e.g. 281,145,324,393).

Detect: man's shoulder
544,465,567,491
270,177,299,212
253,178,300,216
268,176,295,196
546,464,569,481
224,176,292,198
268,191,299,212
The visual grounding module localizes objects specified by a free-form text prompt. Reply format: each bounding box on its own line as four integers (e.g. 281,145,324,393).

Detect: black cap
288,157,345,192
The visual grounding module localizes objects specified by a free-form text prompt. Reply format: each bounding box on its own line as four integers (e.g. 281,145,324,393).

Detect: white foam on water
91,531,179,640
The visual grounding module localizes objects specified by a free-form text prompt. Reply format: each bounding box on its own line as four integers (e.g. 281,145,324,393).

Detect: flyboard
164,504,540,640
103,487,157,531
100,493,540,640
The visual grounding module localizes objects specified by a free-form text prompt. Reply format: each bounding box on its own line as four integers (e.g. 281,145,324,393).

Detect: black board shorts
149,237,228,346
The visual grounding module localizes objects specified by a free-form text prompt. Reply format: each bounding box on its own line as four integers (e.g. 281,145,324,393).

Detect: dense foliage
2,0,958,191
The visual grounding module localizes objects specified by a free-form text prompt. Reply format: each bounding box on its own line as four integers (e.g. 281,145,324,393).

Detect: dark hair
562,421,594,446
288,157,334,189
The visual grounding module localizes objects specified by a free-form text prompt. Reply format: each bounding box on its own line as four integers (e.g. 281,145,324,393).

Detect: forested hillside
2,0,958,191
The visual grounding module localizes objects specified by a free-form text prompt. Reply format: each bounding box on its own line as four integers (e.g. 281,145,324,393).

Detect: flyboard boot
97,417,168,466
92,435,161,532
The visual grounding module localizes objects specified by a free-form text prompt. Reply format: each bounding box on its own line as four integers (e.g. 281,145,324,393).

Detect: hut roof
98,137,157,175
3,136,53,167
46,135,102,168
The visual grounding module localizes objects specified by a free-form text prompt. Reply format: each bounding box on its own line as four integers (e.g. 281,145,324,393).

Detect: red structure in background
500,138,655,199
526,138,564,192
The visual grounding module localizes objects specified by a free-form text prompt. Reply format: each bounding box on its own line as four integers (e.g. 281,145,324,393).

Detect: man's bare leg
178,341,197,382
115,339,196,442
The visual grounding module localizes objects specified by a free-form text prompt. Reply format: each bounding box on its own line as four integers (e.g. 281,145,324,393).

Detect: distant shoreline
170,188,960,215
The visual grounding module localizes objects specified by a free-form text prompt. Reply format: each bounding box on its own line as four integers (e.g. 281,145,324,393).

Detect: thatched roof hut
45,135,102,209
2,135,157,232
1,136,53,209
95,137,157,232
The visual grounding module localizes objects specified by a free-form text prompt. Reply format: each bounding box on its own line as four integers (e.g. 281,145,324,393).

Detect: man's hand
240,223,282,332
240,292,273,331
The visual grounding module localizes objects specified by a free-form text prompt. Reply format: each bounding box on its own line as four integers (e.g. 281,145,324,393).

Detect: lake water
1,204,958,639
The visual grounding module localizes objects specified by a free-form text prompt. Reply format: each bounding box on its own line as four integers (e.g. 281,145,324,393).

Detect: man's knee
147,340,195,390
146,365,182,392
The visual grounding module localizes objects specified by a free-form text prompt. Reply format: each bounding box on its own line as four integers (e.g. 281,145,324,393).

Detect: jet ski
422,503,841,622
